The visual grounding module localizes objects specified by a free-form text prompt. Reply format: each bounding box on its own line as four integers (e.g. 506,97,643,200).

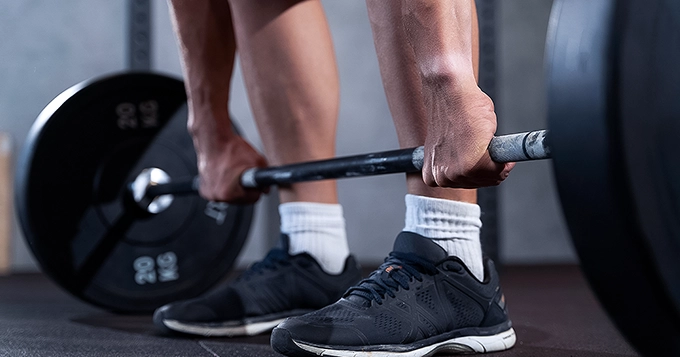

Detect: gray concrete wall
1,0,576,273
0,2,126,271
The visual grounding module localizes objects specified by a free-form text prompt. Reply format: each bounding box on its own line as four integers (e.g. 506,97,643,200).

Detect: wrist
419,55,479,93
189,126,239,145
187,107,238,143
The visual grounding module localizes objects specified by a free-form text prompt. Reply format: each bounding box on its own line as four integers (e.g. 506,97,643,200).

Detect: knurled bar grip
144,130,551,195
240,130,551,188
487,130,550,163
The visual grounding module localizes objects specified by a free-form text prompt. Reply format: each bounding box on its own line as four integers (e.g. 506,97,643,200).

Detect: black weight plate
547,0,680,355
15,72,253,313
618,0,680,322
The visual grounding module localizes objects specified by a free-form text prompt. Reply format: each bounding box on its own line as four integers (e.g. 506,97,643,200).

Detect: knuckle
434,169,455,188
423,172,437,187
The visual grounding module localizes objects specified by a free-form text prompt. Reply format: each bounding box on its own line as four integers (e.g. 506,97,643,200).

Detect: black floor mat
0,266,639,357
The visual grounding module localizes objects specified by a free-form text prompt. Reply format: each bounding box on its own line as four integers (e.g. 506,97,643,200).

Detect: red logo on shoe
385,265,402,273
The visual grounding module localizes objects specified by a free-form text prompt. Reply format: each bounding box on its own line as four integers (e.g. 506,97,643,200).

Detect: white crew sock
404,194,484,281
279,202,350,275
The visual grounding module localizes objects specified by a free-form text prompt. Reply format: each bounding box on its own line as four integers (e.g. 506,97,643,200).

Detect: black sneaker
153,234,362,337
271,231,516,356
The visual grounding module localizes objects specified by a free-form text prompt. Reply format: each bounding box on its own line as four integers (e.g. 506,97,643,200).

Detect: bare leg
157,0,354,340
267,5,515,351
228,0,340,204
227,0,349,275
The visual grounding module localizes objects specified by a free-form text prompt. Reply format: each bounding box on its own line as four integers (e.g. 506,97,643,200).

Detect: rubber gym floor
0,265,639,357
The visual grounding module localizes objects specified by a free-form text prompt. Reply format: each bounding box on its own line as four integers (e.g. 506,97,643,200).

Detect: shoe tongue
276,234,291,252
392,231,447,264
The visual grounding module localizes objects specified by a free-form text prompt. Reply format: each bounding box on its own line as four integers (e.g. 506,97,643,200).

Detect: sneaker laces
238,248,291,281
345,251,438,305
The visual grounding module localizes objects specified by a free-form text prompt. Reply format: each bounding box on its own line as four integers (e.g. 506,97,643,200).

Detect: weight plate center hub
130,168,174,214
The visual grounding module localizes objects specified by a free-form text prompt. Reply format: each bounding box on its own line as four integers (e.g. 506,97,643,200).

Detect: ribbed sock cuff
404,194,484,281
279,202,349,275
404,194,482,239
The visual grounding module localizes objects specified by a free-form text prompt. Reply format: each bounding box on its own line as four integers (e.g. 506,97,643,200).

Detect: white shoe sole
292,327,516,357
161,317,286,337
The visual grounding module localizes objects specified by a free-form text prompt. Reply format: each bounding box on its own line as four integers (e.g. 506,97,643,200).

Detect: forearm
168,0,237,139
402,0,479,92
366,0,480,144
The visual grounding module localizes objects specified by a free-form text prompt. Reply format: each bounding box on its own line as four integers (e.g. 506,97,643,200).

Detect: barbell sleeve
144,176,200,198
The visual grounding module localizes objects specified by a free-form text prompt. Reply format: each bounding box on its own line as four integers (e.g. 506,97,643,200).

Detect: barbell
132,130,549,213
12,0,679,356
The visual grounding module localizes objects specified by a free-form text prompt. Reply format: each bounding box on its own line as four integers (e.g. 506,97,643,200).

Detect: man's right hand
192,132,268,204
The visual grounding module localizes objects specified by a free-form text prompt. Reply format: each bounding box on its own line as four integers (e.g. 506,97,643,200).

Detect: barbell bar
138,130,550,208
